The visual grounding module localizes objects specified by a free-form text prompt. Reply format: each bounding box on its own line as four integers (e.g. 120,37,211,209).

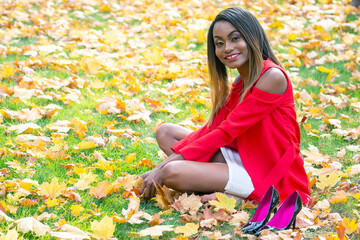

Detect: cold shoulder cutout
255,68,287,95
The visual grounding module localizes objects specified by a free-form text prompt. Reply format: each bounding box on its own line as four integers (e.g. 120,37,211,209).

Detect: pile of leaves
0,0,359,239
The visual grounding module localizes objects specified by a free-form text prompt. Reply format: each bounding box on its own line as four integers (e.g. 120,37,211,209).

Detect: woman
139,7,310,204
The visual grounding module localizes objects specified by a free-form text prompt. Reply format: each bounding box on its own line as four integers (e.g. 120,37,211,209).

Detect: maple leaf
330,190,348,204
90,216,115,240
155,183,179,210
148,213,165,226
209,192,236,211
316,172,341,191
50,224,90,240
0,229,18,240
39,177,67,199
15,217,51,237
171,193,202,215
174,223,199,237
342,217,357,234
74,141,97,150
138,225,174,238
229,211,250,226
71,204,84,216
74,172,97,190
90,180,111,199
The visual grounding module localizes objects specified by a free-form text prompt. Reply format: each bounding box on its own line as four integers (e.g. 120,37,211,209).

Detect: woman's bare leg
155,123,192,156
161,160,229,193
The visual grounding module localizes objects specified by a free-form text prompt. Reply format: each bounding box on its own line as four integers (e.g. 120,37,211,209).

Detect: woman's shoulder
255,67,287,95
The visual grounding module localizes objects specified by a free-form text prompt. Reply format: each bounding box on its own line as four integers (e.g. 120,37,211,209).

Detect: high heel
255,191,302,236
241,186,280,234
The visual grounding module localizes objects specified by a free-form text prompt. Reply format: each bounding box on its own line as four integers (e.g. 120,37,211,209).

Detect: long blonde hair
207,8,281,125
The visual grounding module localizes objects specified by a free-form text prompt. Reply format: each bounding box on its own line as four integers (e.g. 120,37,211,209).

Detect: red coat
171,59,310,204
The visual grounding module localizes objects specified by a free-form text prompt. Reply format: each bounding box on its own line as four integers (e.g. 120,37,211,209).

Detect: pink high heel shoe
241,186,280,234
255,191,302,236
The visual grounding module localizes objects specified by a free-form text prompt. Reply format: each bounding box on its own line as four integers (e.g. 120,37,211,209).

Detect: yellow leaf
91,216,115,240
316,172,340,190
39,177,67,199
288,33,297,41
342,217,357,234
74,141,97,150
138,225,174,238
15,217,51,237
0,65,15,79
330,190,348,204
70,205,84,216
99,4,111,12
45,198,60,207
294,58,302,67
174,223,199,237
74,172,97,190
209,192,236,211
71,117,87,139
317,66,332,73
125,153,137,163
20,179,39,192
0,229,18,240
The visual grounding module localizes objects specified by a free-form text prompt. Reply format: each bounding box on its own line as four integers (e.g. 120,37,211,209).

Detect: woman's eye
232,35,241,41
215,41,224,47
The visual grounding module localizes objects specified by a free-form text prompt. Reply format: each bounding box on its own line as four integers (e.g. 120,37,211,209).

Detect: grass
0,0,359,239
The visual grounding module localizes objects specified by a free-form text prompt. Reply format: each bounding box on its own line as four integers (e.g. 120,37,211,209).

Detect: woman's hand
139,153,184,199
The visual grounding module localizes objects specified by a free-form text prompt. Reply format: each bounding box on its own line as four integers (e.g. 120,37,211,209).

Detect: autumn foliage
0,0,359,239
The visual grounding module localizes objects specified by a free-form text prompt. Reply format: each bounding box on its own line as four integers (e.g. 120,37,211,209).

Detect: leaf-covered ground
0,0,359,239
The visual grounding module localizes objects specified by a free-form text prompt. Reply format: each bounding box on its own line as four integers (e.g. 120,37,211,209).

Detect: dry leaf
90,180,110,199
50,224,90,239
39,177,67,199
171,193,202,215
90,216,115,240
15,217,51,237
209,192,236,211
138,225,174,238
174,223,199,237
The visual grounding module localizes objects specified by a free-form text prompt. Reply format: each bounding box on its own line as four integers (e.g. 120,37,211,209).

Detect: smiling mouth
225,53,240,60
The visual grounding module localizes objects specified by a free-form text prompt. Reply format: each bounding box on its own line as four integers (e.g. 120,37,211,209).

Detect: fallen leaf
138,225,174,238
171,193,202,215
209,192,236,211
16,217,51,237
174,223,199,237
50,224,90,239
90,216,115,240
90,180,111,199
39,177,67,199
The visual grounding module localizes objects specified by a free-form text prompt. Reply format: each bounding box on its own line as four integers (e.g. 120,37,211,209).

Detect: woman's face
213,20,249,73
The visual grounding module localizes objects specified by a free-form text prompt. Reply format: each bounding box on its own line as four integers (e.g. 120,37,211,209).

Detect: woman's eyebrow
214,30,240,39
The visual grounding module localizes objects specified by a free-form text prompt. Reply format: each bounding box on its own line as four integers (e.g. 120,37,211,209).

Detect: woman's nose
224,41,234,53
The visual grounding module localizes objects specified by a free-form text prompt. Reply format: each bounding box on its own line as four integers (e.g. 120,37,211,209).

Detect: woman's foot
201,192,244,203
201,193,218,202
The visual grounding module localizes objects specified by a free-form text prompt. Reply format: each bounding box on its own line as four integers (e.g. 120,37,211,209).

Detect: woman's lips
225,53,240,61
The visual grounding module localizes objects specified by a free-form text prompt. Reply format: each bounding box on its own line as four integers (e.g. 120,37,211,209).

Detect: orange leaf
90,180,110,199
148,213,165,226
330,190,348,204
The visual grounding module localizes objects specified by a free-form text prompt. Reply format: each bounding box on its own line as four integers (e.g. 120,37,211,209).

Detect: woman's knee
155,123,173,144
161,161,183,190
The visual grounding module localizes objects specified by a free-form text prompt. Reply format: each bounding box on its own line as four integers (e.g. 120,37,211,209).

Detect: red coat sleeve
175,87,285,162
